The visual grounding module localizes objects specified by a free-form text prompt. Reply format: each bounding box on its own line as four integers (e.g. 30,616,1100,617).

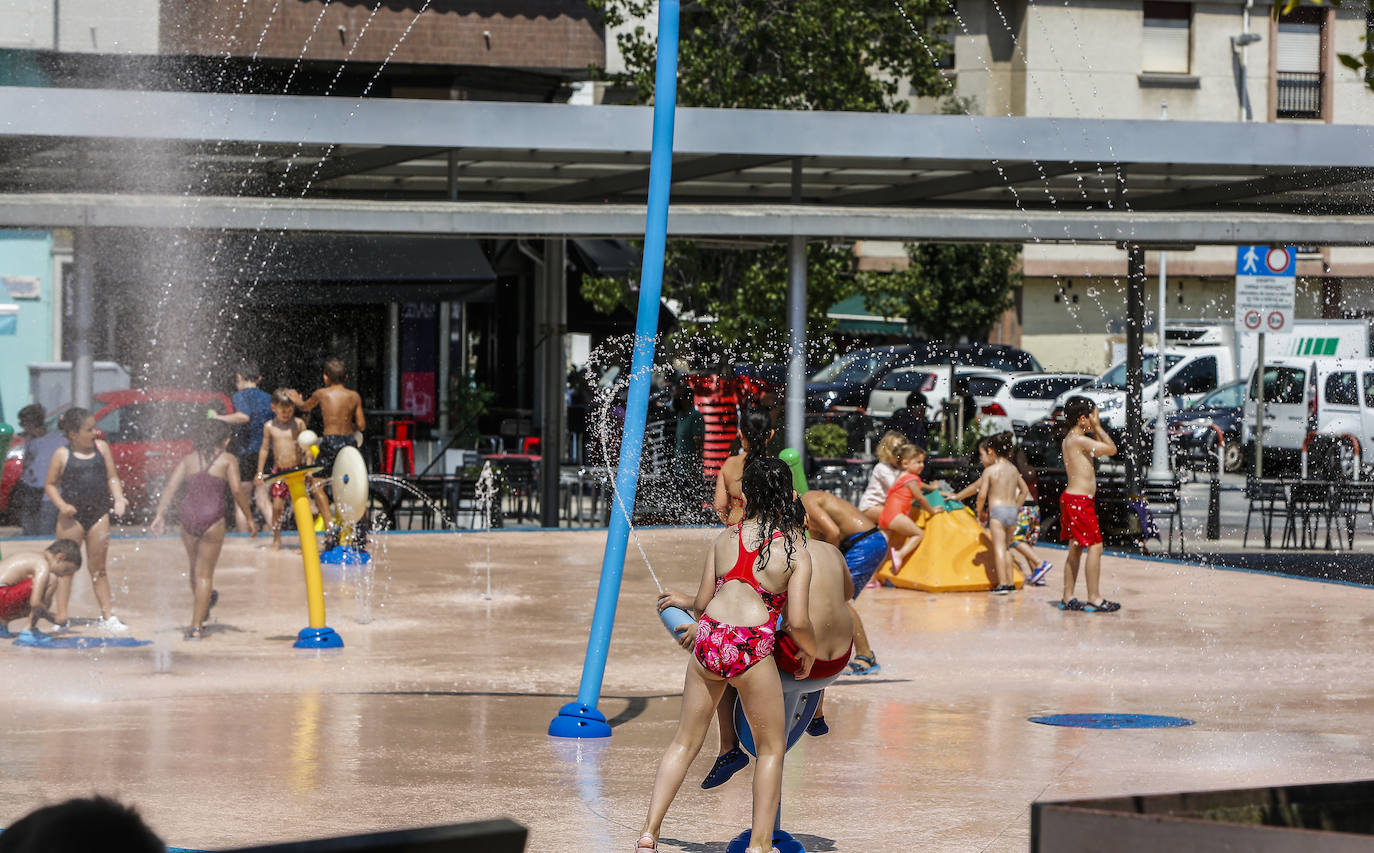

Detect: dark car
1166,379,1245,473
806,341,1043,413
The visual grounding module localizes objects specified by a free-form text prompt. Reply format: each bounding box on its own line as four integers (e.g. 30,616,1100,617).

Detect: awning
827,295,910,335
94,230,496,303
570,239,640,277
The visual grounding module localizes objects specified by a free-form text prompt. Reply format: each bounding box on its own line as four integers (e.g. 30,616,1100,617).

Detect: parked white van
1242,356,1374,474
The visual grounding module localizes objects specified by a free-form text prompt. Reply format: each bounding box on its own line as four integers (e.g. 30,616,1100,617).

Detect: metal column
786,160,807,455
438,302,451,439
1125,245,1146,494
1147,250,1171,483
72,227,94,411
385,303,400,411
538,239,566,527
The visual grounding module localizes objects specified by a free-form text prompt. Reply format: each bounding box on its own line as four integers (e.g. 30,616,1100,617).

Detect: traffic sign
1235,245,1296,335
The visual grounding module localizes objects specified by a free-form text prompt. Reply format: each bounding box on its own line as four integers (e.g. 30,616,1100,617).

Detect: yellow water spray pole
267,433,342,649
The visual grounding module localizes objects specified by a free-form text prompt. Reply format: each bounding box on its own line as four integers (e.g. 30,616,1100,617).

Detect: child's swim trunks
1060,493,1102,547
0,579,34,624
839,527,887,598
315,435,358,475
775,633,852,680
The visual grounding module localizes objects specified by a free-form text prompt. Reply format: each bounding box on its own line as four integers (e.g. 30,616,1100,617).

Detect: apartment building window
1276,7,1324,119
928,4,957,70
1142,2,1191,74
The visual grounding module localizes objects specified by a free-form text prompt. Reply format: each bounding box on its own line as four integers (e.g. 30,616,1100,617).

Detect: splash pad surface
0,529,1370,852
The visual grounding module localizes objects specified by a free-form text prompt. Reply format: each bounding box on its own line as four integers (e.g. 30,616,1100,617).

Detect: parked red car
0,389,232,521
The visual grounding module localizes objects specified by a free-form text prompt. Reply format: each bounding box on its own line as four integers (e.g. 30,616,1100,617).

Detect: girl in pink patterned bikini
637,456,817,853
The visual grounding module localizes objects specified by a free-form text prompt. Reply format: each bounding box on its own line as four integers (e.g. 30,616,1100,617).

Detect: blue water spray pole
549,0,680,740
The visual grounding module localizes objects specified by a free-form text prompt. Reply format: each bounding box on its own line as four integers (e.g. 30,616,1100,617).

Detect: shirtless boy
662,538,855,789
0,540,82,637
287,358,366,525
1059,397,1120,612
976,433,1030,594
255,390,307,550
800,489,884,675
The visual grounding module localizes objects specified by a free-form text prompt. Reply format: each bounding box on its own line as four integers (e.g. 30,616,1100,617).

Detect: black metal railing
1276,71,1322,119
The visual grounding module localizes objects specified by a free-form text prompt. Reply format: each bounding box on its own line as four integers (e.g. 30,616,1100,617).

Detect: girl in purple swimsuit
151,421,257,639
638,457,817,853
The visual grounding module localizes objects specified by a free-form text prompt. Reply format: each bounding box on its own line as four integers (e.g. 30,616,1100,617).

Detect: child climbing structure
874,495,1025,592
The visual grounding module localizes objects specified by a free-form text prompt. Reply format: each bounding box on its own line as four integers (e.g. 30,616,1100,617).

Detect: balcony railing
1277,71,1323,119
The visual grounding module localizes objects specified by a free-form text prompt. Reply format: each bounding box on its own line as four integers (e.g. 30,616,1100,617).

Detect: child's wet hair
46,539,82,568
323,357,347,383
194,419,233,456
876,431,906,465
895,443,927,465
271,388,294,407
738,408,773,468
1063,395,1095,427
58,407,90,437
18,404,44,429
986,432,1015,458
740,456,804,573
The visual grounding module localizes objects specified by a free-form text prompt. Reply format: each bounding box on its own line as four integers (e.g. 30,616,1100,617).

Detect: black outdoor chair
1284,480,1338,550
1243,477,1287,549
495,459,539,523
1140,479,1184,555
1335,480,1374,549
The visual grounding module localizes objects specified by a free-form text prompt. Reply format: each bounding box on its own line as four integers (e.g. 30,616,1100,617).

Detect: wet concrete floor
0,527,1371,852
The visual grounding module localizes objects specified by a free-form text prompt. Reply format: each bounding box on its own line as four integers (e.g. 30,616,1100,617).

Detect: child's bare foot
634,832,657,851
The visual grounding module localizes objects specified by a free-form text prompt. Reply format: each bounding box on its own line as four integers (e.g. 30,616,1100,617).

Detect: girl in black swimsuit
43,407,129,633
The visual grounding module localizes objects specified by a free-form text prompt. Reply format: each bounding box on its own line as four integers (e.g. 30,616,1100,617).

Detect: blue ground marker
1029,713,1194,729
12,631,152,649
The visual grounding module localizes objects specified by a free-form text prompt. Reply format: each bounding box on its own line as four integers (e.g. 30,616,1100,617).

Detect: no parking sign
1234,246,1295,335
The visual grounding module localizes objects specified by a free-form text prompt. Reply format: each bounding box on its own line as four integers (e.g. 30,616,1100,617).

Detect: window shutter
1142,17,1190,73
1276,22,1321,72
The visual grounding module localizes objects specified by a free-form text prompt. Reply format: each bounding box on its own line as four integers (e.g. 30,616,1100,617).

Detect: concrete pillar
785,160,806,456
386,303,400,411
1125,244,1146,494
538,239,566,527
72,227,94,411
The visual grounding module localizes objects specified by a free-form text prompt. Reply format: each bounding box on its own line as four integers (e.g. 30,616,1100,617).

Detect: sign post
1235,245,1296,479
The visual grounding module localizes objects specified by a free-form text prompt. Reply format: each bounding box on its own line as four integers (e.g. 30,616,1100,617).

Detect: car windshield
1193,382,1244,409
1011,377,1090,399
811,352,892,385
1093,355,1184,390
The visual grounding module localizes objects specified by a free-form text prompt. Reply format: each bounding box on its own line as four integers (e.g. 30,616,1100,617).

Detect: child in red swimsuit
1058,396,1120,613
151,421,257,639
879,443,944,568
639,457,817,853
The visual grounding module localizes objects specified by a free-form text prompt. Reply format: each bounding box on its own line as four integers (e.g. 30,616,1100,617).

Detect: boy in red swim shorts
0,540,82,636
1059,397,1120,613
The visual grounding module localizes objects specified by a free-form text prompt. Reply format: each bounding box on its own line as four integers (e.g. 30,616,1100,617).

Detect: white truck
1058,320,1370,432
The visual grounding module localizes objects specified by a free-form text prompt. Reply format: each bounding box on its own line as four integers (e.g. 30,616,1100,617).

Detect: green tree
593,0,953,110
858,242,1022,342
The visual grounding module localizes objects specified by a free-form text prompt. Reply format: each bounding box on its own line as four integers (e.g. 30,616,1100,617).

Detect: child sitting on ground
151,421,257,640
255,389,307,550
880,443,943,566
638,456,816,853
0,540,82,637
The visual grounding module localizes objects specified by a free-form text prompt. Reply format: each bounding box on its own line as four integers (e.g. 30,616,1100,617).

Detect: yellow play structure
874,498,1025,593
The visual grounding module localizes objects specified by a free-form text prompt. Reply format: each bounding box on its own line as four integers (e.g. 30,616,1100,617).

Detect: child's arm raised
1085,410,1118,458
943,472,983,502
287,388,319,411
149,456,191,537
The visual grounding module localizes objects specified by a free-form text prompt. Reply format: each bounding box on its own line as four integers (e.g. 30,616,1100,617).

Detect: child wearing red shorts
1058,397,1121,613
0,540,82,636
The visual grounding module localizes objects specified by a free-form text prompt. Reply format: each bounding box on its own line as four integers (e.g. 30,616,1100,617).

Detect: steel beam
1130,168,1369,210
3,194,1373,245
832,162,1080,205
526,154,787,202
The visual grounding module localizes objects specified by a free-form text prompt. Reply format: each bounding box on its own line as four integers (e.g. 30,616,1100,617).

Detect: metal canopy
0,86,1373,243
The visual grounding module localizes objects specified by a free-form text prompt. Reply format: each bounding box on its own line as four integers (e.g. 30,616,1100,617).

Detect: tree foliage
592,0,953,110
858,243,1022,342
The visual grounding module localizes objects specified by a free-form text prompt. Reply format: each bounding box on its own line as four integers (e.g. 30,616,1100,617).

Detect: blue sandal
1057,598,1085,611
1082,599,1121,613
700,746,749,789
847,653,881,675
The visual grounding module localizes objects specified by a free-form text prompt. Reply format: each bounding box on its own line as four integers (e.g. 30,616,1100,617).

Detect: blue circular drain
1029,713,1194,729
